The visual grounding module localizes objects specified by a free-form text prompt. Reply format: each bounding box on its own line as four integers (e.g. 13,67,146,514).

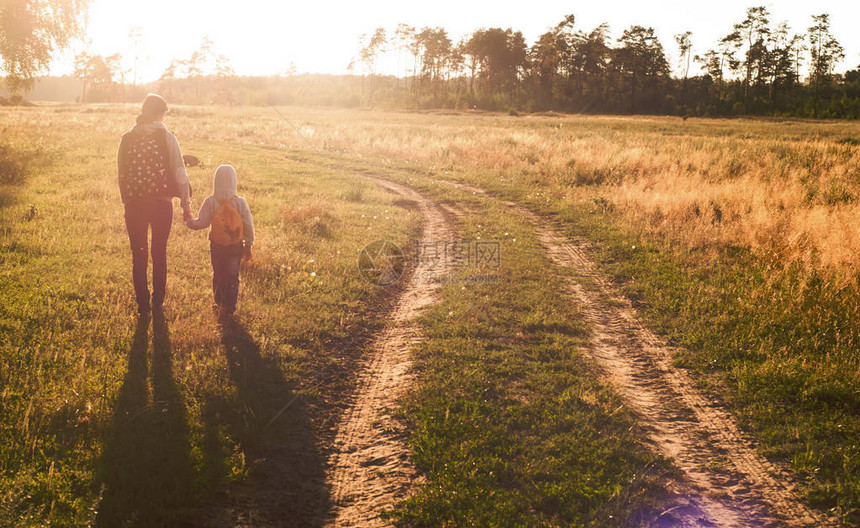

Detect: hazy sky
57,0,860,82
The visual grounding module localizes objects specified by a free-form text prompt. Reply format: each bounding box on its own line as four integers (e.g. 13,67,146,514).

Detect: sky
55,0,860,82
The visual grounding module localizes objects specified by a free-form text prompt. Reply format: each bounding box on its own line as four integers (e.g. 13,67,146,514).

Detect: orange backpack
211,195,244,246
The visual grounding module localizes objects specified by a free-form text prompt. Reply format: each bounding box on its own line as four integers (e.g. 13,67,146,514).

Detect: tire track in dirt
325,176,453,527
442,181,827,527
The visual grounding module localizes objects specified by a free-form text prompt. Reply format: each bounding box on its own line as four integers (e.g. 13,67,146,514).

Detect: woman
117,94,192,316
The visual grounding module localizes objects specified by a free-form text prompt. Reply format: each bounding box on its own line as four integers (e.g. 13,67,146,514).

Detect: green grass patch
389,191,668,526
446,170,860,524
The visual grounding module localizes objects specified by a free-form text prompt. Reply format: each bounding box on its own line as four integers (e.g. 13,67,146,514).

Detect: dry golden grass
16,103,857,279
239,109,860,285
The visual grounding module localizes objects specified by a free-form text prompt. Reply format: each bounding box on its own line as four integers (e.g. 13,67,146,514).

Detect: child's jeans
210,242,244,313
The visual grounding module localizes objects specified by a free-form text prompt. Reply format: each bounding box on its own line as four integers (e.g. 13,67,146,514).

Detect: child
186,165,255,317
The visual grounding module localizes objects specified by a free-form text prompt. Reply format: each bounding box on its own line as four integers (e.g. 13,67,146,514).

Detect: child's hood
213,164,238,201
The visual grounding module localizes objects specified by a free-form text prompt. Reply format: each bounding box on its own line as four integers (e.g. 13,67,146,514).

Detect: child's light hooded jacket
186,165,255,247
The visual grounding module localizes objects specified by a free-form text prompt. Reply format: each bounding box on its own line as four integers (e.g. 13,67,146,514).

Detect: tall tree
408,29,424,94
74,52,121,102
186,37,214,104
447,40,464,86
394,24,415,90
0,0,90,95
461,36,480,95
128,26,143,89
807,14,844,118
765,22,800,111
613,26,669,113
416,27,451,101
530,29,564,108
73,50,93,102
576,24,611,109
214,54,236,105
158,58,183,98
701,32,741,102
733,7,771,100
467,28,527,98
675,31,693,107
552,14,576,93
675,31,693,79
790,33,807,86
359,27,387,102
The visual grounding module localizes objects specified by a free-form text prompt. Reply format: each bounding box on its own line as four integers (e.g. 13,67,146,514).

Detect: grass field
1,104,858,525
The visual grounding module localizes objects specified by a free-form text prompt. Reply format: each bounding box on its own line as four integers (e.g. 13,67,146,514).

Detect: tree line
3,1,860,118
69,36,238,105
351,8,858,118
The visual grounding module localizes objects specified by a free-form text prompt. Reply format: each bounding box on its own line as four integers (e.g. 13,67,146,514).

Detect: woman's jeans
210,242,244,313
124,198,173,313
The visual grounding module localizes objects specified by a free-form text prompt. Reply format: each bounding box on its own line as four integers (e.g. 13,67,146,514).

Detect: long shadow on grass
95,315,198,527
212,318,328,527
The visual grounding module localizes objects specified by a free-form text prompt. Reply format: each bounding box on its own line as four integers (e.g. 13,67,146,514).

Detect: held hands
182,207,193,225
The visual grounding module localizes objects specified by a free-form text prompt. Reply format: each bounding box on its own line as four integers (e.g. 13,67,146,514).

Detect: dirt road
325,176,454,527
324,171,826,527
442,180,825,528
